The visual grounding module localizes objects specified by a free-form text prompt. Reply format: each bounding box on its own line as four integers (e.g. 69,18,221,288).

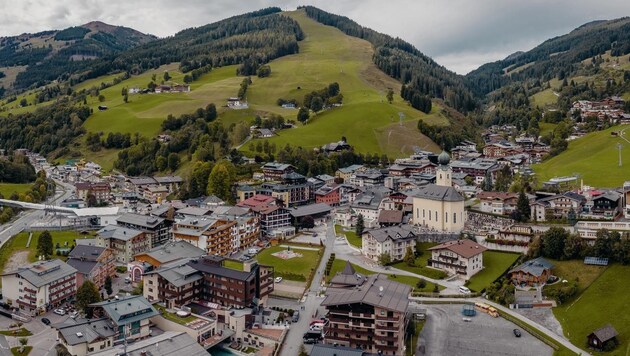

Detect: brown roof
476,191,518,201
428,239,487,258
590,324,618,342
378,210,404,224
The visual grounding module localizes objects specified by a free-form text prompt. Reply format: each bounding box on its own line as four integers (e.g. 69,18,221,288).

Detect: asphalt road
279,220,335,356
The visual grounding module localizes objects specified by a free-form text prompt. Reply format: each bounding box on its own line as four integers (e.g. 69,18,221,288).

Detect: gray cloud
0,0,628,74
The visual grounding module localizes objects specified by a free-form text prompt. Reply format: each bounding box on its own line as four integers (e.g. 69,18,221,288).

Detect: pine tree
76,280,101,318
355,214,364,237
516,191,531,222
104,276,113,296
37,230,53,258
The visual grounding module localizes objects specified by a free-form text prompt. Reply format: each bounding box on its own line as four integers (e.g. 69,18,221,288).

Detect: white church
412,151,466,233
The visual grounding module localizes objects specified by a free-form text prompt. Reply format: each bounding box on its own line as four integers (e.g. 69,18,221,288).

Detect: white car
69,311,79,319
53,308,66,316
275,277,283,283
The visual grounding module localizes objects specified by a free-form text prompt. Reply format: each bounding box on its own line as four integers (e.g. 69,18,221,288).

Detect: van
459,286,471,294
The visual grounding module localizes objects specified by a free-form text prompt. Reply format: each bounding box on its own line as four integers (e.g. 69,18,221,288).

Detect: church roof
413,184,464,202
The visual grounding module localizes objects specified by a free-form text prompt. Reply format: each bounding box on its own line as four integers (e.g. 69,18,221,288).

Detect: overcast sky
1,0,629,74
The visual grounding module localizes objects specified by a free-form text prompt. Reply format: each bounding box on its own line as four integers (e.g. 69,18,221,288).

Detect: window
422,209,425,218
435,211,438,221
445,212,448,223
454,213,457,224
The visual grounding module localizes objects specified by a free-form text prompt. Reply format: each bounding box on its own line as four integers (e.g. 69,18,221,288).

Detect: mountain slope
466,17,630,96
0,22,155,91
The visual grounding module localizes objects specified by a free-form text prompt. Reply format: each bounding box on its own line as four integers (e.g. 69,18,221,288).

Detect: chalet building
477,191,519,215
143,261,203,308
261,162,295,180
388,160,436,177
55,318,116,356
143,185,169,203
530,191,586,222
260,172,311,207
347,169,385,187
335,164,365,180
351,186,392,228
1,259,77,316
508,257,553,287
321,140,351,153
237,194,291,237
187,257,274,308
153,175,184,193
133,240,205,268
583,191,621,219
588,324,619,351
428,239,487,279
377,210,404,227
322,274,410,355
482,142,522,158
95,225,149,263
90,296,159,343
361,225,417,263
66,245,115,289
75,182,111,204
450,158,501,184
117,213,170,247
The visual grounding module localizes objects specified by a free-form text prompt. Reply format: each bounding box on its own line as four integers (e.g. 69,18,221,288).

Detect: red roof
476,191,518,201
237,194,275,208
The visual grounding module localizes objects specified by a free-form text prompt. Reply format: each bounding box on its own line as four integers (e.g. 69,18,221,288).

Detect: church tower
436,151,452,187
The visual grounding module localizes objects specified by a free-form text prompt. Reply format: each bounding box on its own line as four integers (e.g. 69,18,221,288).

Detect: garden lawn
223,260,244,271
544,259,606,296
335,225,361,248
256,245,322,282
553,264,630,355
11,346,32,356
533,125,630,188
326,259,443,293
0,183,31,198
466,251,520,292
155,305,198,325
391,242,447,280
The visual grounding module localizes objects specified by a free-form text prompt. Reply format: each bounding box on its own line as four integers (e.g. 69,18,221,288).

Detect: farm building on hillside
587,324,618,350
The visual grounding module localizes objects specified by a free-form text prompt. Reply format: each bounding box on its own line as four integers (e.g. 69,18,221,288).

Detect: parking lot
418,304,553,356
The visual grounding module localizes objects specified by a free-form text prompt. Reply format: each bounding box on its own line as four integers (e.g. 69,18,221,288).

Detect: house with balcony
508,257,553,288
117,213,171,248
143,261,203,308
55,318,116,356
322,274,410,355
67,245,115,289
361,225,417,263
1,259,77,316
428,239,487,279
95,225,149,263
477,191,519,216
90,295,159,343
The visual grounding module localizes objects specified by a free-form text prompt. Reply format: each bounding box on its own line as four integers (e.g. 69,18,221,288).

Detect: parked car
513,329,521,337
53,308,66,316
275,277,283,283
41,318,51,325
69,311,79,319
462,317,472,322
292,311,300,322
303,338,318,344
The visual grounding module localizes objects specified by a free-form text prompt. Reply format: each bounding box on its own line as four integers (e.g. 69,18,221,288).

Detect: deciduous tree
76,280,101,318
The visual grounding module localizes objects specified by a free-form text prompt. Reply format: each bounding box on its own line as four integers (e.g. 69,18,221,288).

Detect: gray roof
591,324,618,342
153,175,183,184
311,344,367,356
69,245,107,261
66,259,99,276
413,184,464,202
188,258,256,282
322,274,410,313
330,261,367,287
262,162,294,171
366,225,416,243
337,164,364,174
90,331,208,356
289,203,332,218
97,225,144,242
55,318,116,346
3,259,77,288
136,241,205,265
128,176,157,185
509,257,553,277
117,213,165,228
74,238,97,246
351,186,392,210
146,262,202,288
90,295,158,326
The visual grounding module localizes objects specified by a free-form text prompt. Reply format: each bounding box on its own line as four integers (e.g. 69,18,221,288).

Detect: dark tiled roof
428,239,487,259
413,184,464,202
366,225,416,243
322,274,410,313
68,245,107,261
289,203,332,217
188,258,255,282
509,257,553,277
378,210,404,224
591,324,618,342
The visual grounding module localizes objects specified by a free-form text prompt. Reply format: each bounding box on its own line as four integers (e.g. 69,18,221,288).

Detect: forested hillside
466,17,630,96
299,6,477,114
0,23,155,91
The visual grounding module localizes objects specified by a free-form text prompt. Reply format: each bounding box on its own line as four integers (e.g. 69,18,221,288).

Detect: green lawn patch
0,183,31,198
540,122,558,136
544,259,606,296
223,259,244,271
466,251,521,292
334,225,361,248
155,305,198,325
533,125,630,187
391,242,447,280
0,328,32,336
554,264,630,355
11,346,32,356
530,88,558,108
256,245,322,282
326,259,443,293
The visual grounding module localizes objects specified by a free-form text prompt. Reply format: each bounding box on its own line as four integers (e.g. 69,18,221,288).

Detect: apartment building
428,239,487,279
143,261,203,308
95,225,149,263
322,274,410,355
90,295,159,343
361,225,417,263
66,245,115,289
117,213,171,247
2,259,77,316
